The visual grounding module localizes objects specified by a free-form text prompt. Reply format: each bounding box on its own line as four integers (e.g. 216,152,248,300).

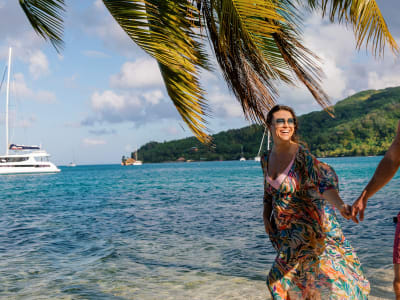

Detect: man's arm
352,121,400,223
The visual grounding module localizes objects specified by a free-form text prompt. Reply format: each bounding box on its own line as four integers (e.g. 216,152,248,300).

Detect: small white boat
0,150,60,175
132,146,142,165
0,48,60,175
122,147,143,165
67,162,77,167
239,146,246,161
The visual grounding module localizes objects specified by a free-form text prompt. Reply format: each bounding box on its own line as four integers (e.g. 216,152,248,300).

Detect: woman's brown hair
266,105,299,143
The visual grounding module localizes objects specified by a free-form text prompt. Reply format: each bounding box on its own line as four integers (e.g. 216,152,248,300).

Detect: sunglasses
274,118,295,127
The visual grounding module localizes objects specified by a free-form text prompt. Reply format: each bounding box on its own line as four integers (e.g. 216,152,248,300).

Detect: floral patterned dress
261,145,370,299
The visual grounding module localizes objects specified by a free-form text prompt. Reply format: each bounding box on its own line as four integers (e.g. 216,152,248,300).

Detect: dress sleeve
302,147,339,194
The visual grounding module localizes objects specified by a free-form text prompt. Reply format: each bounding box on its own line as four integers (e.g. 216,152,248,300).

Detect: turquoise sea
0,157,399,299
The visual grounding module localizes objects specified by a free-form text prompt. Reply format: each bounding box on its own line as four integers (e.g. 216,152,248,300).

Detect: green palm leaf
305,0,399,56
200,0,332,123
104,0,211,143
19,0,65,52
19,0,398,143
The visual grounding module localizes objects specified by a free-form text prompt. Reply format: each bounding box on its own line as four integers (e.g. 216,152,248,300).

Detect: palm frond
19,0,65,52
304,0,399,56
269,0,332,113
104,0,211,143
201,0,331,123
200,0,282,124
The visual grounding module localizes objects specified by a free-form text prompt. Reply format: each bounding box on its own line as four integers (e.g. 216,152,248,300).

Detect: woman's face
269,109,295,143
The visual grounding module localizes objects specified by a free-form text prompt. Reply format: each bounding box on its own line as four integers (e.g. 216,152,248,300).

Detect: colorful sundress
261,144,370,299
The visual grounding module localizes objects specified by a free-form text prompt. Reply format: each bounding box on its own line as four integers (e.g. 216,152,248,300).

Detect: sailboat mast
5,47,12,156
256,128,267,157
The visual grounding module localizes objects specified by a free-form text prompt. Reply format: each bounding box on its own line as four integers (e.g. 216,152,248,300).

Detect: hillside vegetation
134,86,400,162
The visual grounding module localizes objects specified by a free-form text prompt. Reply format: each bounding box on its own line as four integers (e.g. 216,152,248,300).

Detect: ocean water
0,157,399,300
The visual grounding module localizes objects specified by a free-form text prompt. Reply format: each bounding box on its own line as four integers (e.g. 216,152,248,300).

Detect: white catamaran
0,48,60,175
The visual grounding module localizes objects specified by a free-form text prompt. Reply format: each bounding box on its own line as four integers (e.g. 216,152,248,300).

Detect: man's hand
351,190,368,223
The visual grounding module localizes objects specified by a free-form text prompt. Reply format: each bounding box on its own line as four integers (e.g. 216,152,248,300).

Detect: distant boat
0,48,60,175
132,147,143,165
239,146,246,161
254,128,270,161
67,162,77,167
122,147,143,165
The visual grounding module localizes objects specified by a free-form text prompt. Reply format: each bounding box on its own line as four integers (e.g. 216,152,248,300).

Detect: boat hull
0,165,60,175
0,152,60,175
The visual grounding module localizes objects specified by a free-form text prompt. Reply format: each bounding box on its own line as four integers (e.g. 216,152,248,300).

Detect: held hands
339,203,352,220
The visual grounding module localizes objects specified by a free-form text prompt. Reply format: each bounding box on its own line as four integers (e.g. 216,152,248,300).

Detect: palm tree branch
201,0,332,123
304,0,399,56
104,0,211,143
19,0,65,52
200,0,290,124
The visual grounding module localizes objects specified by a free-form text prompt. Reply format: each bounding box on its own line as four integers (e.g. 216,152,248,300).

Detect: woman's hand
339,203,352,220
323,189,352,221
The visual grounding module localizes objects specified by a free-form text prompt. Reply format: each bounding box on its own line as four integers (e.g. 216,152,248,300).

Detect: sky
0,0,399,165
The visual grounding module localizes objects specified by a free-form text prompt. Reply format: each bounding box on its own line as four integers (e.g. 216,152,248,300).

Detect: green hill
134,86,400,162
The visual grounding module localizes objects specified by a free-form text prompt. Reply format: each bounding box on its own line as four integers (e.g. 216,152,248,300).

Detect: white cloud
110,59,163,89
304,14,356,64
367,71,400,90
91,90,135,111
0,1,47,58
11,73,56,103
143,89,163,105
78,1,141,57
29,50,49,79
83,90,143,125
319,58,347,100
82,138,106,146
207,88,243,118
82,50,109,58
82,88,179,126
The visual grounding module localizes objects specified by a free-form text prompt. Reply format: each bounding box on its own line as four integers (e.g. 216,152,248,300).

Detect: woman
261,105,370,299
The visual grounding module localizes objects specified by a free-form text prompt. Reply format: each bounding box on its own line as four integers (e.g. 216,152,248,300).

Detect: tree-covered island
131,86,400,163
